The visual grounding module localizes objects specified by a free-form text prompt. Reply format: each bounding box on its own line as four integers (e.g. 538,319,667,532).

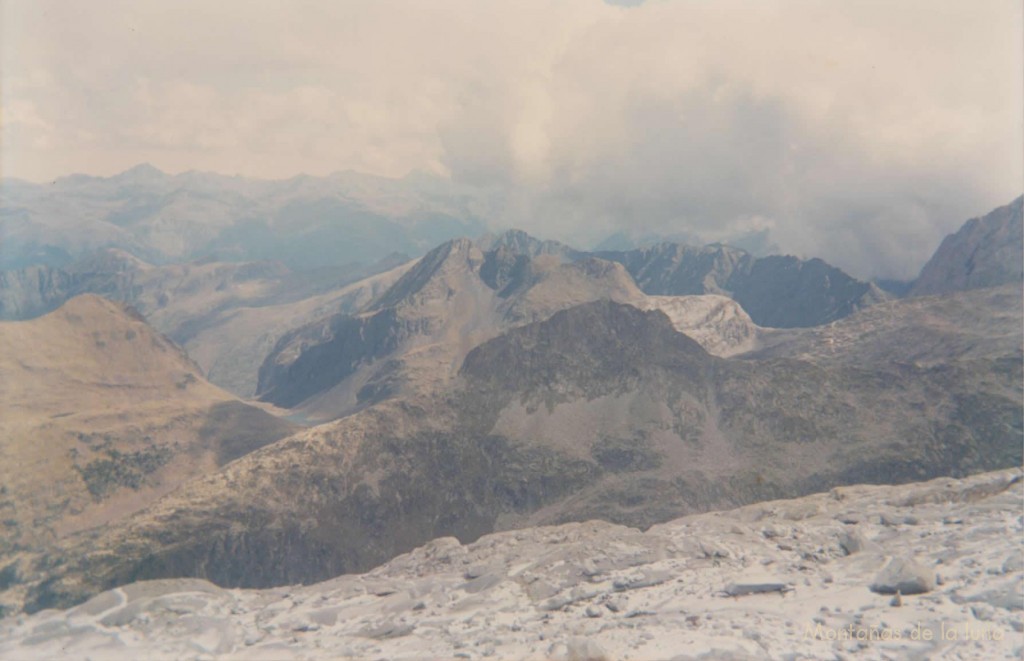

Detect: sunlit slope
0,295,298,556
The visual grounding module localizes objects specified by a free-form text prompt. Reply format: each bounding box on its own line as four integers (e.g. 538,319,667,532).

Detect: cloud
1,0,1021,278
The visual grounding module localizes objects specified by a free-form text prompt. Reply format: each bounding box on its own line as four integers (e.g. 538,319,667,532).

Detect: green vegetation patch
591,436,662,473
75,446,173,500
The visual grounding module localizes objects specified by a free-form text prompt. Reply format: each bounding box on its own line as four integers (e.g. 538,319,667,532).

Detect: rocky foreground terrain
1,468,1020,660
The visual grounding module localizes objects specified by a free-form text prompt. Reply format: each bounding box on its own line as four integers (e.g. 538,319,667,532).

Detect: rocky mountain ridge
0,194,1019,635
255,238,647,419
910,195,1023,297
11,291,1019,614
595,243,889,328
2,468,1020,660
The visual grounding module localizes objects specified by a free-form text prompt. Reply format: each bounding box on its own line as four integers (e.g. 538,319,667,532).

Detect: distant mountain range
0,164,489,271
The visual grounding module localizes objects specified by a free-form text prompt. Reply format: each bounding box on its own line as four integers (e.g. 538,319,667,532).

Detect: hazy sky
1,0,1021,278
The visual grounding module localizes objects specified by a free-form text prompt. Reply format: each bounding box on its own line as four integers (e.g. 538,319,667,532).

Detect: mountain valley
0,178,1020,655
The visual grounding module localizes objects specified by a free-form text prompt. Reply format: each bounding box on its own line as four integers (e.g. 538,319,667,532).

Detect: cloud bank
2,0,1021,278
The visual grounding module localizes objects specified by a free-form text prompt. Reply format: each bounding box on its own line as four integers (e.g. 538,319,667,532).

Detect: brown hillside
0,295,298,562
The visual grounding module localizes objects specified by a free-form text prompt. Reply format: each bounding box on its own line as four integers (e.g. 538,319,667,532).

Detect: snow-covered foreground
2,469,1021,660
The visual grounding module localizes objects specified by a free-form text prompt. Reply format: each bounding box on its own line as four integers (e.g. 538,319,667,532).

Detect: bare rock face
2,469,1020,659
596,242,884,328
639,295,763,356
255,238,646,420
911,196,1023,297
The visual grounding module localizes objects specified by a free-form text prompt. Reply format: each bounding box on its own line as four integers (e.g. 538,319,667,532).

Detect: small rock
870,557,935,595
461,573,503,594
1001,550,1024,574
971,604,995,621
604,598,623,613
889,591,902,607
838,530,873,555
584,605,603,618
723,581,792,597
625,610,656,618
565,636,608,661
464,565,488,579
879,513,901,527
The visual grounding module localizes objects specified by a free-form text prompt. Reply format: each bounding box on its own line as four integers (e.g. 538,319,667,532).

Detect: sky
1,0,1021,279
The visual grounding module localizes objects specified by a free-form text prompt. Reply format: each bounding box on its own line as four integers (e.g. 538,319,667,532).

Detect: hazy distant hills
910,195,1023,297
0,295,297,610
0,164,487,271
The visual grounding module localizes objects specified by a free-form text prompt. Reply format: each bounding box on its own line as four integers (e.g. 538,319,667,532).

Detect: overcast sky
1,0,1021,278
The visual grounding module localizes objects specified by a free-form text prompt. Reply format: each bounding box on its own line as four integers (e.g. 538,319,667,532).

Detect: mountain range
0,182,1019,621
0,165,488,271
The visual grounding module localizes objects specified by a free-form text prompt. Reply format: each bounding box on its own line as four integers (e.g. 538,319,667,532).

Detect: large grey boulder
870,557,935,595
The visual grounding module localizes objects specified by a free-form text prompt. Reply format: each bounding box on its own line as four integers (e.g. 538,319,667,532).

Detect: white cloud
1,0,1020,278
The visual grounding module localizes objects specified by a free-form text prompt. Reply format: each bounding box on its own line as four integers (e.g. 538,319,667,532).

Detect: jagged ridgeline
0,190,1019,617
18,292,1021,612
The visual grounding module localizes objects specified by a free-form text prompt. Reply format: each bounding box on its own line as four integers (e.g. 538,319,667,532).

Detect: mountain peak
910,195,1024,297
114,163,167,182
485,229,576,258
367,237,483,311
461,300,708,394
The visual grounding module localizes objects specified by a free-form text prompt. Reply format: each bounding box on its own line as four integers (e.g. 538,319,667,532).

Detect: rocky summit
1,469,1020,660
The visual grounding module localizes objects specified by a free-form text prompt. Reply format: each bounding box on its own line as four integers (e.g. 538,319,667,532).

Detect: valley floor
1,468,1021,660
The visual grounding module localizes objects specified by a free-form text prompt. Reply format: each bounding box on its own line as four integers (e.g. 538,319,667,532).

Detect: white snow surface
2,469,1021,660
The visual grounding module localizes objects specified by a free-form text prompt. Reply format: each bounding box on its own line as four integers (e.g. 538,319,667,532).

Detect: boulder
869,557,935,595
